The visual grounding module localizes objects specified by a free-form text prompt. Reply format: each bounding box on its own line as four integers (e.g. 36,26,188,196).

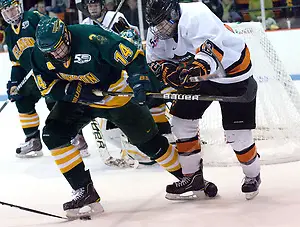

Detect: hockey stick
92,77,257,103
0,69,33,113
90,119,138,168
0,200,67,220
107,0,126,29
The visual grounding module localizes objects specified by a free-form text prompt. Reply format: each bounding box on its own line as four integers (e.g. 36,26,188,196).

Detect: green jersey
5,11,46,83
31,24,149,108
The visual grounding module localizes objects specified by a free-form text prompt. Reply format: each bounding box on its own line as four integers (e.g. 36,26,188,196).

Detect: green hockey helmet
0,0,23,25
36,17,71,63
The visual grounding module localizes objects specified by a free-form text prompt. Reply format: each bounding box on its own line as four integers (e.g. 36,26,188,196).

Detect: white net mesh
200,22,300,166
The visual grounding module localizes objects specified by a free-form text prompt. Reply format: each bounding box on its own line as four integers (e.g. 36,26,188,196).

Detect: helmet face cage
48,29,71,63
145,0,179,40
150,19,177,40
0,0,23,25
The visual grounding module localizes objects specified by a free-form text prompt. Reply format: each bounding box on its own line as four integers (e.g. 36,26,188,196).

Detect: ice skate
71,134,90,158
16,131,43,158
63,183,104,220
242,174,261,200
165,160,207,200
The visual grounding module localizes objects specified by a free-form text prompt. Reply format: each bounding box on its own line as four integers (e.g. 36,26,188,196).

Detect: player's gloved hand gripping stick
0,69,33,113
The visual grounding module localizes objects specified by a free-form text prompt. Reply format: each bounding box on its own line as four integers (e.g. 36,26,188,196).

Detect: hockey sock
51,144,90,190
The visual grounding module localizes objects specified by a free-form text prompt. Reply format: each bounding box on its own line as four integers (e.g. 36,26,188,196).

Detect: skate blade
245,190,259,200
16,150,43,158
66,202,104,220
165,190,207,201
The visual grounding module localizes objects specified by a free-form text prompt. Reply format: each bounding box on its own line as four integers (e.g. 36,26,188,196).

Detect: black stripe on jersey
225,45,247,73
225,45,252,77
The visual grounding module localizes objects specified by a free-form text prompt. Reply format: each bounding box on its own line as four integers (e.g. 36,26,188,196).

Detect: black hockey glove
127,74,152,105
148,60,168,81
112,17,130,34
6,80,22,102
64,81,104,104
167,59,211,91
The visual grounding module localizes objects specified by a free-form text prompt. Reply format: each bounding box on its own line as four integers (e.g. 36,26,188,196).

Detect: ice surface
1,99,300,227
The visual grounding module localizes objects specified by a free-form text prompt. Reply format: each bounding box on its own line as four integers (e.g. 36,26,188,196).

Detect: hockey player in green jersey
76,0,174,164
31,17,186,219
1,0,90,158
1,0,48,157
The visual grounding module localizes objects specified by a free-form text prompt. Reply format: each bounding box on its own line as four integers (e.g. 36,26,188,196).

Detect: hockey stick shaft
0,70,33,114
0,200,67,219
107,0,126,29
93,77,257,103
0,100,9,113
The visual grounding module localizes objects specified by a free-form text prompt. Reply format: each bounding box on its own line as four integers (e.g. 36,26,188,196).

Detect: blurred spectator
50,0,67,13
29,0,48,15
120,0,148,29
106,0,117,10
121,0,139,26
0,17,6,51
234,0,251,21
202,0,224,19
222,0,243,21
37,0,47,14
248,0,280,29
49,0,69,20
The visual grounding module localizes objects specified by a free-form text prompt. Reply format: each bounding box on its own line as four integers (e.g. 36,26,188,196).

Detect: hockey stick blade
0,200,68,219
92,78,257,103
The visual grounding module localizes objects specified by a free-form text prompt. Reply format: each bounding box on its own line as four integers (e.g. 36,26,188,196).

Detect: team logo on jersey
149,36,159,48
22,21,29,30
200,40,214,56
89,34,108,44
12,37,35,60
74,54,91,64
58,72,99,84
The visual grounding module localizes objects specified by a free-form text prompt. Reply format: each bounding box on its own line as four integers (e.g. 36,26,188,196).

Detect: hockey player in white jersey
145,0,261,200
76,0,175,165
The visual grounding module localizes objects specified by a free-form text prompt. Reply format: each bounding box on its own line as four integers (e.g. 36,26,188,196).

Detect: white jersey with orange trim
81,11,126,26
146,2,253,84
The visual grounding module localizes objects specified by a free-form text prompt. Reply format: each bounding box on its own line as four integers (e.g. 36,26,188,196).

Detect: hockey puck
204,182,218,197
80,216,91,220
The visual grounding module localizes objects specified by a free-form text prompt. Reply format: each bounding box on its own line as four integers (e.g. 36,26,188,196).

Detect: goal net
200,22,300,166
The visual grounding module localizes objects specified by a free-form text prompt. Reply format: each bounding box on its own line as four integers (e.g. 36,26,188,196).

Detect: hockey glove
148,60,169,81
163,59,210,91
6,80,22,102
64,81,104,104
112,17,130,34
127,74,152,105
